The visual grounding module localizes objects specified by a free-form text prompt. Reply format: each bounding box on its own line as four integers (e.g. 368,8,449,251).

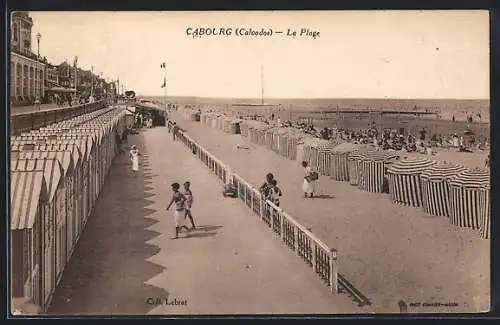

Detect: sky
27,10,489,99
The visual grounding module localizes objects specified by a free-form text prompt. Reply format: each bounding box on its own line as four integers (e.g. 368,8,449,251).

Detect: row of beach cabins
10,106,133,314
179,108,491,241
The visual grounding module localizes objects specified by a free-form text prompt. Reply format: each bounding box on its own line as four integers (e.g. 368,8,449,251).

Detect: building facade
10,12,45,106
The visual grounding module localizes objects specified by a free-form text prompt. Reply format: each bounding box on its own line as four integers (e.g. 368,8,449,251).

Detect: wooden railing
176,129,339,294
11,101,107,136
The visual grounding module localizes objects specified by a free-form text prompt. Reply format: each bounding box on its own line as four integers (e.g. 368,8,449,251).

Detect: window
16,63,22,97
10,62,15,96
13,22,19,42
30,66,34,97
22,65,28,97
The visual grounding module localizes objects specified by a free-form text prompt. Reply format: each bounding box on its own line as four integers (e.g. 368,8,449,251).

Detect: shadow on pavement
313,194,336,199
47,132,169,315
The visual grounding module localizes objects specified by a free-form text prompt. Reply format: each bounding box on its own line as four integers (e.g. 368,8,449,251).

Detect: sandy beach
170,110,490,313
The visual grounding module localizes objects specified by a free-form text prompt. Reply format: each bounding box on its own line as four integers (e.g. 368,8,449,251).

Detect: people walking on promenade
269,179,282,207
172,122,179,141
166,182,190,239
129,145,140,177
302,161,318,198
259,173,275,198
183,181,196,229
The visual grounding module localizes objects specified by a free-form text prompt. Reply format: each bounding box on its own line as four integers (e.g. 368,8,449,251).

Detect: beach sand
171,110,490,313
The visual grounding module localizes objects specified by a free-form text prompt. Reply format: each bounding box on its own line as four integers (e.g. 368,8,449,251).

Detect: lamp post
36,32,41,110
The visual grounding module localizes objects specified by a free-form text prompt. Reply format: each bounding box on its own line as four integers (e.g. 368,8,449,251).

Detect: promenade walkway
11,103,63,115
48,127,357,315
168,111,490,313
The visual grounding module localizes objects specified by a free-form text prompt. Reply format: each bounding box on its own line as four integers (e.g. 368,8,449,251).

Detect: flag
160,62,166,68
161,77,166,88
73,56,78,67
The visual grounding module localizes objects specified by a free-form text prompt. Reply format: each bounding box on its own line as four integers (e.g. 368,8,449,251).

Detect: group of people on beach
259,160,319,204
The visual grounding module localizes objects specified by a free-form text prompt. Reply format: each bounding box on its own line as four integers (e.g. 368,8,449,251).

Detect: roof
10,170,48,230
360,150,401,162
11,142,82,169
15,150,74,177
51,136,93,160
449,169,490,189
332,142,362,154
387,156,436,175
420,163,467,182
11,158,64,202
46,139,88,161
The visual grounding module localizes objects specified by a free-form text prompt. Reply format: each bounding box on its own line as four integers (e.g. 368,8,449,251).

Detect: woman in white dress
129,145,140,177
301,161,316,198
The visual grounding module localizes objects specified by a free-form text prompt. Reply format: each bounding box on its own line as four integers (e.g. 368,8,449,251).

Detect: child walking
183,181,196,229
166,183,190,239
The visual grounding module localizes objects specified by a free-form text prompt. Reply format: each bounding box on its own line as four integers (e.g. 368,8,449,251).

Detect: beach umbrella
420,163,467,217
387,156,436,206
448,169,490,231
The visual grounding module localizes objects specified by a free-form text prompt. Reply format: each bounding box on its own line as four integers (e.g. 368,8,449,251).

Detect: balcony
10,47,48,64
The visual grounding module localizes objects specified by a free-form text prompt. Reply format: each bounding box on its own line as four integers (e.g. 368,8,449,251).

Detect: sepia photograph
9,10,490,316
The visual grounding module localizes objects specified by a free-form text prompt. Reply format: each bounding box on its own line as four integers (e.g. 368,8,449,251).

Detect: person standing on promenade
172,122,179,141
183,181,196,229
167,183,190,239
301,161,317,198
129,145,140,177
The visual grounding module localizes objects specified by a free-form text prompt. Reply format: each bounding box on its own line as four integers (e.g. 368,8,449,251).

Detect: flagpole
164,63,167,112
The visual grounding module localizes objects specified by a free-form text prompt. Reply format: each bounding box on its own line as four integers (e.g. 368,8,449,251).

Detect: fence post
294,225,299,253
330,249,339,293
280,210,284,238
259,197,264,219
312,245,317,273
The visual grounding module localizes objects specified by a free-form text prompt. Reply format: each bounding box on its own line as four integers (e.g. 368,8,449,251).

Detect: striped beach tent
347,150,367,186
479,181,491,239
387,156,436,207
420,163,467,217
448,169,490,230
359,150,401,193
329,142,361,182
317,143,338,176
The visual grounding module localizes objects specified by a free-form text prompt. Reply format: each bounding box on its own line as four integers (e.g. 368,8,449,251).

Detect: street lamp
36,32,41,110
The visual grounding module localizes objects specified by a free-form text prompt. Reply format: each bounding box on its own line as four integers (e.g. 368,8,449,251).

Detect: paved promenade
168,111,490,313
48,127,357,315
11,103,63,115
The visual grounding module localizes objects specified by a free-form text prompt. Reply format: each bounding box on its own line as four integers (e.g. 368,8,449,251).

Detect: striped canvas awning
47,139,89,162
358,149,400,162
449,169,490,189
387,156,436,175
347,149,370,160
33,143,82,169
332,142,362,154
16,150,74,178
10,170,48,230
11,158,64,202
420,163,467,182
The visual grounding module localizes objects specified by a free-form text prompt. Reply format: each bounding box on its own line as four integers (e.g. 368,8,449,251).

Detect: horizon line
137,95,490,101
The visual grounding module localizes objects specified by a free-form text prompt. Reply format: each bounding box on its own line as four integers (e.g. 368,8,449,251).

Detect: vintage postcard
9,10,490,316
